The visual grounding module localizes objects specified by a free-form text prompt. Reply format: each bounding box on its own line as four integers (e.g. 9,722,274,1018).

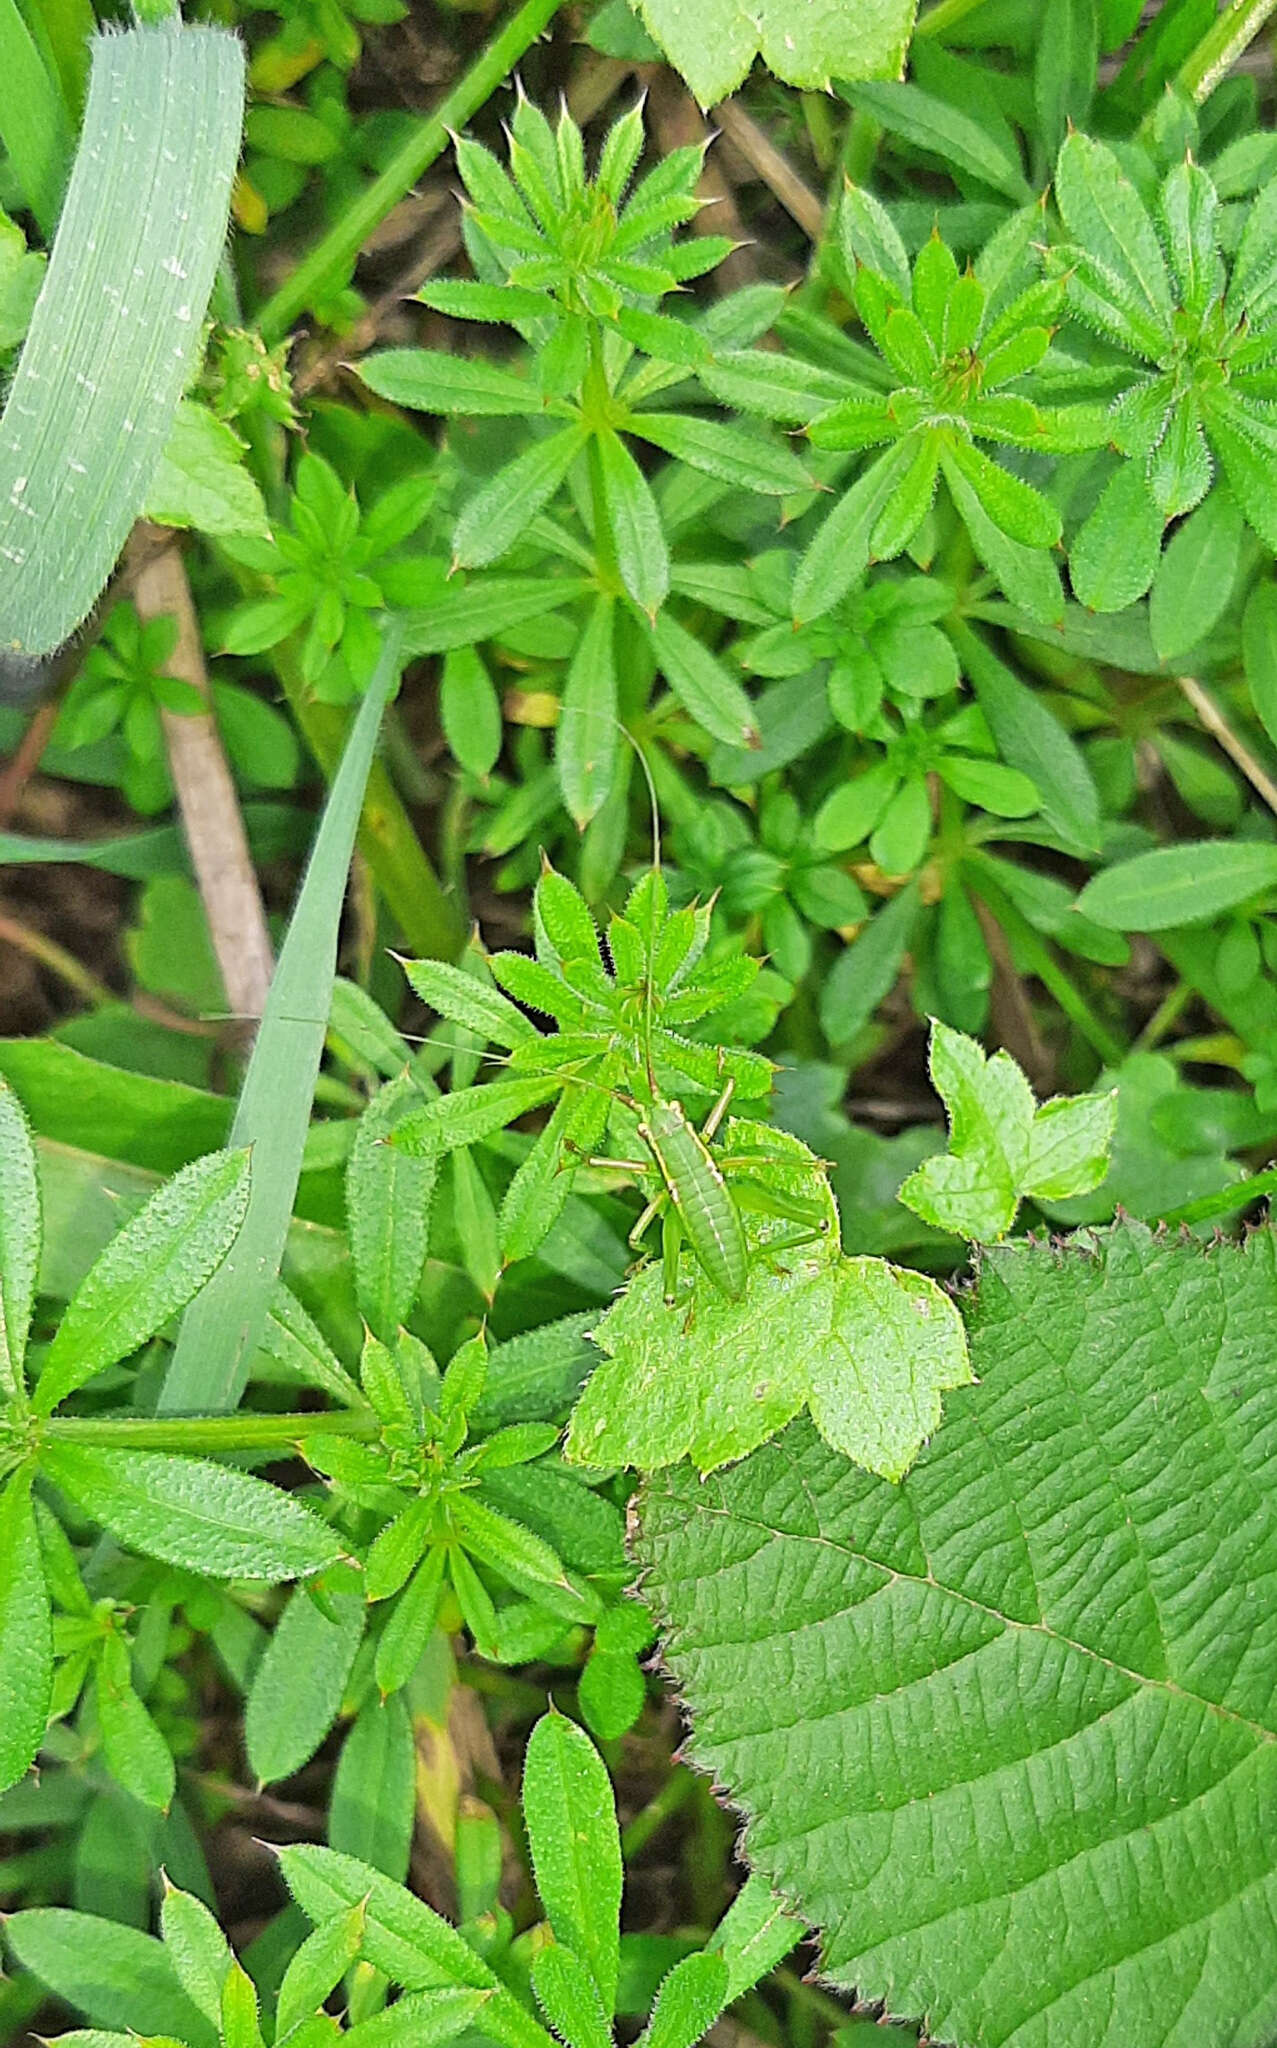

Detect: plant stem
129,524,275,1036
620,1763,698,1858
967,866,1127,1067
1158,1165,1277,1229
1177,673,1277,818
1176,0,1277,102
256,0,563,344
914,0,991,40
42,1409,379,1452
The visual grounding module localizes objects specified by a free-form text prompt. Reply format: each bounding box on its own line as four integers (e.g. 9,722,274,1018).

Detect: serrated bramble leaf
633,0,916,104
34,1149,251,1416
635,1220,1277,2048
360,349,549,419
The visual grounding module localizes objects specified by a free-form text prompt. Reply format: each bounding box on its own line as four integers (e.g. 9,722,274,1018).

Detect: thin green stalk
257,0,562,344
913,0,990,39
620,1764,698,1859
1134,978,1191,1053
1158,1166,1277,1229
1175,0,1277,102
967,867,1127,1067
42,1409,378,1452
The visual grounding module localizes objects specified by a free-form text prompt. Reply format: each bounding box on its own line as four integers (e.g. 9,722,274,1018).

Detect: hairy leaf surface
637,1221,1277,2048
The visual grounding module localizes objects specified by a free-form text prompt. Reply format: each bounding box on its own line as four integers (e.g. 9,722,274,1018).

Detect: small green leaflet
633,0,917,106
899,1021,1116,1241
0,1471,52,1793
567,1121,970,1481
34,1147,252,1416
522,1713,623,2015
1076,840,1277,931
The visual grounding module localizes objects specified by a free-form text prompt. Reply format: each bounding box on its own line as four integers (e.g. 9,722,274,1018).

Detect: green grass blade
0,20,243,656
159,622,404,1416
16,0,92,124
0,0,74,235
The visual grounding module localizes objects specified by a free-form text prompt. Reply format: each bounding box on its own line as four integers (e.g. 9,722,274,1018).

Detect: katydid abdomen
638,1097,748,1300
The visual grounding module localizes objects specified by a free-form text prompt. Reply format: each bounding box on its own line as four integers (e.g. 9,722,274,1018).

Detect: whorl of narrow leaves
636,1221,1277,2048
0,21,244,654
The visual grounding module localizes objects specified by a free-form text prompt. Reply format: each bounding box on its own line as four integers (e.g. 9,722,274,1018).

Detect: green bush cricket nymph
395,724,834,1305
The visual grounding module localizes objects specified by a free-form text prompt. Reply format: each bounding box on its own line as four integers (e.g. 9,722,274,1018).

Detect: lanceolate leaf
348,1075,438,1345
3,1909,218,2047
0,20,244,654
246,1588,365,1785
522,1714,622,2014
34,1148,251,1416
37,1444,341,1581
636,1221,1277,2048
559,595,619,827
1077,840,1277,931
0,1470,52,1794
0,1076,39,1400
280,1844,556,2048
